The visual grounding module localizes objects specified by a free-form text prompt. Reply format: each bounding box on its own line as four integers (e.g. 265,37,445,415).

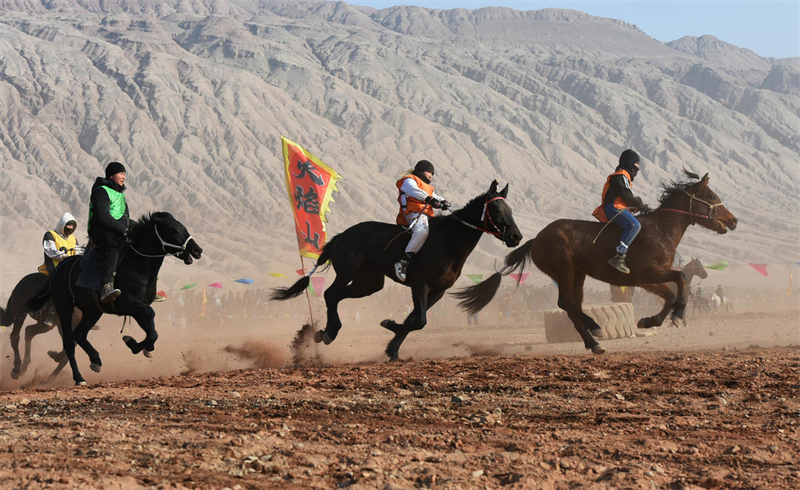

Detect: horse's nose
729,217,738,230
507,229,523,246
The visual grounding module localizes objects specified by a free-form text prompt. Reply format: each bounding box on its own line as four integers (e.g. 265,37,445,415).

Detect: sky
343,1,800,59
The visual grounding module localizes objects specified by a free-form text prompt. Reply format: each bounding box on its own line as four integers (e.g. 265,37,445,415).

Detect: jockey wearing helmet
394,160,450,282
592,149,653,274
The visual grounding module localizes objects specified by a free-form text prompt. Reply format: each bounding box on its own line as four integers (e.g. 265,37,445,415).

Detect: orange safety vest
396,174,435,226
592,169,632,223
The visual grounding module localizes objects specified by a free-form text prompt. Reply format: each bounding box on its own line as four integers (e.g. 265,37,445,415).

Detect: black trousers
92,231,124,285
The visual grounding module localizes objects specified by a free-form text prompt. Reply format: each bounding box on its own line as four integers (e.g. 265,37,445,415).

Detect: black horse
1,273,60,379
271,180,522,360
27,212,203,385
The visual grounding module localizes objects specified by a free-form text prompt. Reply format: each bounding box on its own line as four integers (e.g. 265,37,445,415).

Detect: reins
657,190,724,224
383,196,508,252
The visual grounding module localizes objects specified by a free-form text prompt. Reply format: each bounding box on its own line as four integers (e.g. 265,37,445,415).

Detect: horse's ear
500,183,509,198
489,180,499,195
698,173,709,191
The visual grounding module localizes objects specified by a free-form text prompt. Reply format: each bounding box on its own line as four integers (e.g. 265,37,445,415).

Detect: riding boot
44,308,57,328
608,253,630,274
100,282,121,303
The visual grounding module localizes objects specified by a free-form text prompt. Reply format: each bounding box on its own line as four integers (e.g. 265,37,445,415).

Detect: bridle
455,196,508,240
128,224,194,258
659,189,724,225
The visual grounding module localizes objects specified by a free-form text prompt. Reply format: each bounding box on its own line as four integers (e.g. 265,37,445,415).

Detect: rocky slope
0,0,797,287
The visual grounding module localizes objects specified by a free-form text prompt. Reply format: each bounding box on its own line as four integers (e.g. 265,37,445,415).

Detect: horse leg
54,305,84,385
9,317,25,379
71,310,104,372
384,284,429,361
22,321,57,374
319,269,383,344
571,272,604,338
637,283,676,328
119,299,157,357
554,272,603,354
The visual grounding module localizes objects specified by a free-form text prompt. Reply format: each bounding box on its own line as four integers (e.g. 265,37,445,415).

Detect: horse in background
271,180,522,361
1,273,61,379
454,171,737,354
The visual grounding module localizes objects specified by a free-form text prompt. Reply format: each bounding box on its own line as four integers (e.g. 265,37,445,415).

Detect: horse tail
453,238,535,315
270,236,342,301
26,280,52,313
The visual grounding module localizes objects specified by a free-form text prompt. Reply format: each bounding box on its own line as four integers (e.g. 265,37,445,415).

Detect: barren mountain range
1,0,798,288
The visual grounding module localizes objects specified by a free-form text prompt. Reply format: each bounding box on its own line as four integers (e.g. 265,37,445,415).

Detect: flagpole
300,256,316,326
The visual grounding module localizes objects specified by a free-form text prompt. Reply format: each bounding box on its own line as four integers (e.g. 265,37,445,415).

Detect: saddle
75,248,103,291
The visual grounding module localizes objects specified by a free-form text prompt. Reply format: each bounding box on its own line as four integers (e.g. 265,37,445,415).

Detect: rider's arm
608,174,644,209
400,178,430,202
91,187,128,236
42,231,68,260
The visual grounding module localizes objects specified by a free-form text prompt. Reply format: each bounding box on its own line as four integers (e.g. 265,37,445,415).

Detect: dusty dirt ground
0,307,798,489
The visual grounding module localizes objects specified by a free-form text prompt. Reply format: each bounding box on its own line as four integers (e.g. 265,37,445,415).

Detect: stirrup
394,260,408,282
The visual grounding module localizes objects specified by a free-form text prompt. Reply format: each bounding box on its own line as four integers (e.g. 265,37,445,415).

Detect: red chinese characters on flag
281,136,343,259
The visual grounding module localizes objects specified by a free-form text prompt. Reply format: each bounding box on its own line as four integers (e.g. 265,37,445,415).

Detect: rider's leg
96,232,122,302
606,205,641,274
395,214,429,282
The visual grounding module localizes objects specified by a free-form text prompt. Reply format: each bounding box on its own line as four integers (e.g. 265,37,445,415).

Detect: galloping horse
27,212,203,385
454,171,737,354
271,181,522,360
1,273,59,379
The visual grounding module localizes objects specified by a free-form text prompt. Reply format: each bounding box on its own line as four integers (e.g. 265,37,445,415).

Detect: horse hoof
48,350,60,361
76,380,87,386
590,328,605,338
10,369,20,380
380,319,391,329
143,350,154,359
591,344,606,355
313,330,324,343
90,363,102,373
122,335,133,343
322,332,333,345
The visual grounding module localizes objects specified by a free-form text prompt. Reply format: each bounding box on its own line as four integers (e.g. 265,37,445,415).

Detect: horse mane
432,191,489,224
657,169,702,207
129,212,172,238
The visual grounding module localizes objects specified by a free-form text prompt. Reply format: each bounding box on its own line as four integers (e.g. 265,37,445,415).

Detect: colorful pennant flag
466,274,483,284
296,269,305,276
208,282,223,288
706,261,729,271
788,274,793,296
310,277,326,297
234,279,254,285
154,291,167,302
282,136,343,259
749,263,769,277
269,272,288,279
180,282,197,290
509,273,531,284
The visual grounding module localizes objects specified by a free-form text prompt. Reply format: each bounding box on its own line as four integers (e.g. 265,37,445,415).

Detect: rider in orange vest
592,150,652,274
394,160,450,282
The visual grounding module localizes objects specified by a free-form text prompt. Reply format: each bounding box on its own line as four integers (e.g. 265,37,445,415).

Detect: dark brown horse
271,181,522,360
454,171,737,354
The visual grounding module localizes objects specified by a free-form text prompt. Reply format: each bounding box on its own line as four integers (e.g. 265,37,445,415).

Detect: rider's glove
440,200,451,211
424,196,436,205
430,199,441,209
638,204,653,215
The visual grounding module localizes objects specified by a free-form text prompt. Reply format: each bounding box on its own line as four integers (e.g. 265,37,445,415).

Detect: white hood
55,212,77,238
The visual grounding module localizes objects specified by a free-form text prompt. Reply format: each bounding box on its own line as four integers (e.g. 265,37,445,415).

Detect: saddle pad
75,249,103,291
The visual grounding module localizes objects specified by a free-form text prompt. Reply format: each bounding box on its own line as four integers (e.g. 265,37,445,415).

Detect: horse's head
686,257,709,279
485,180,523,247
150,212,203,264
661,171,738,234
